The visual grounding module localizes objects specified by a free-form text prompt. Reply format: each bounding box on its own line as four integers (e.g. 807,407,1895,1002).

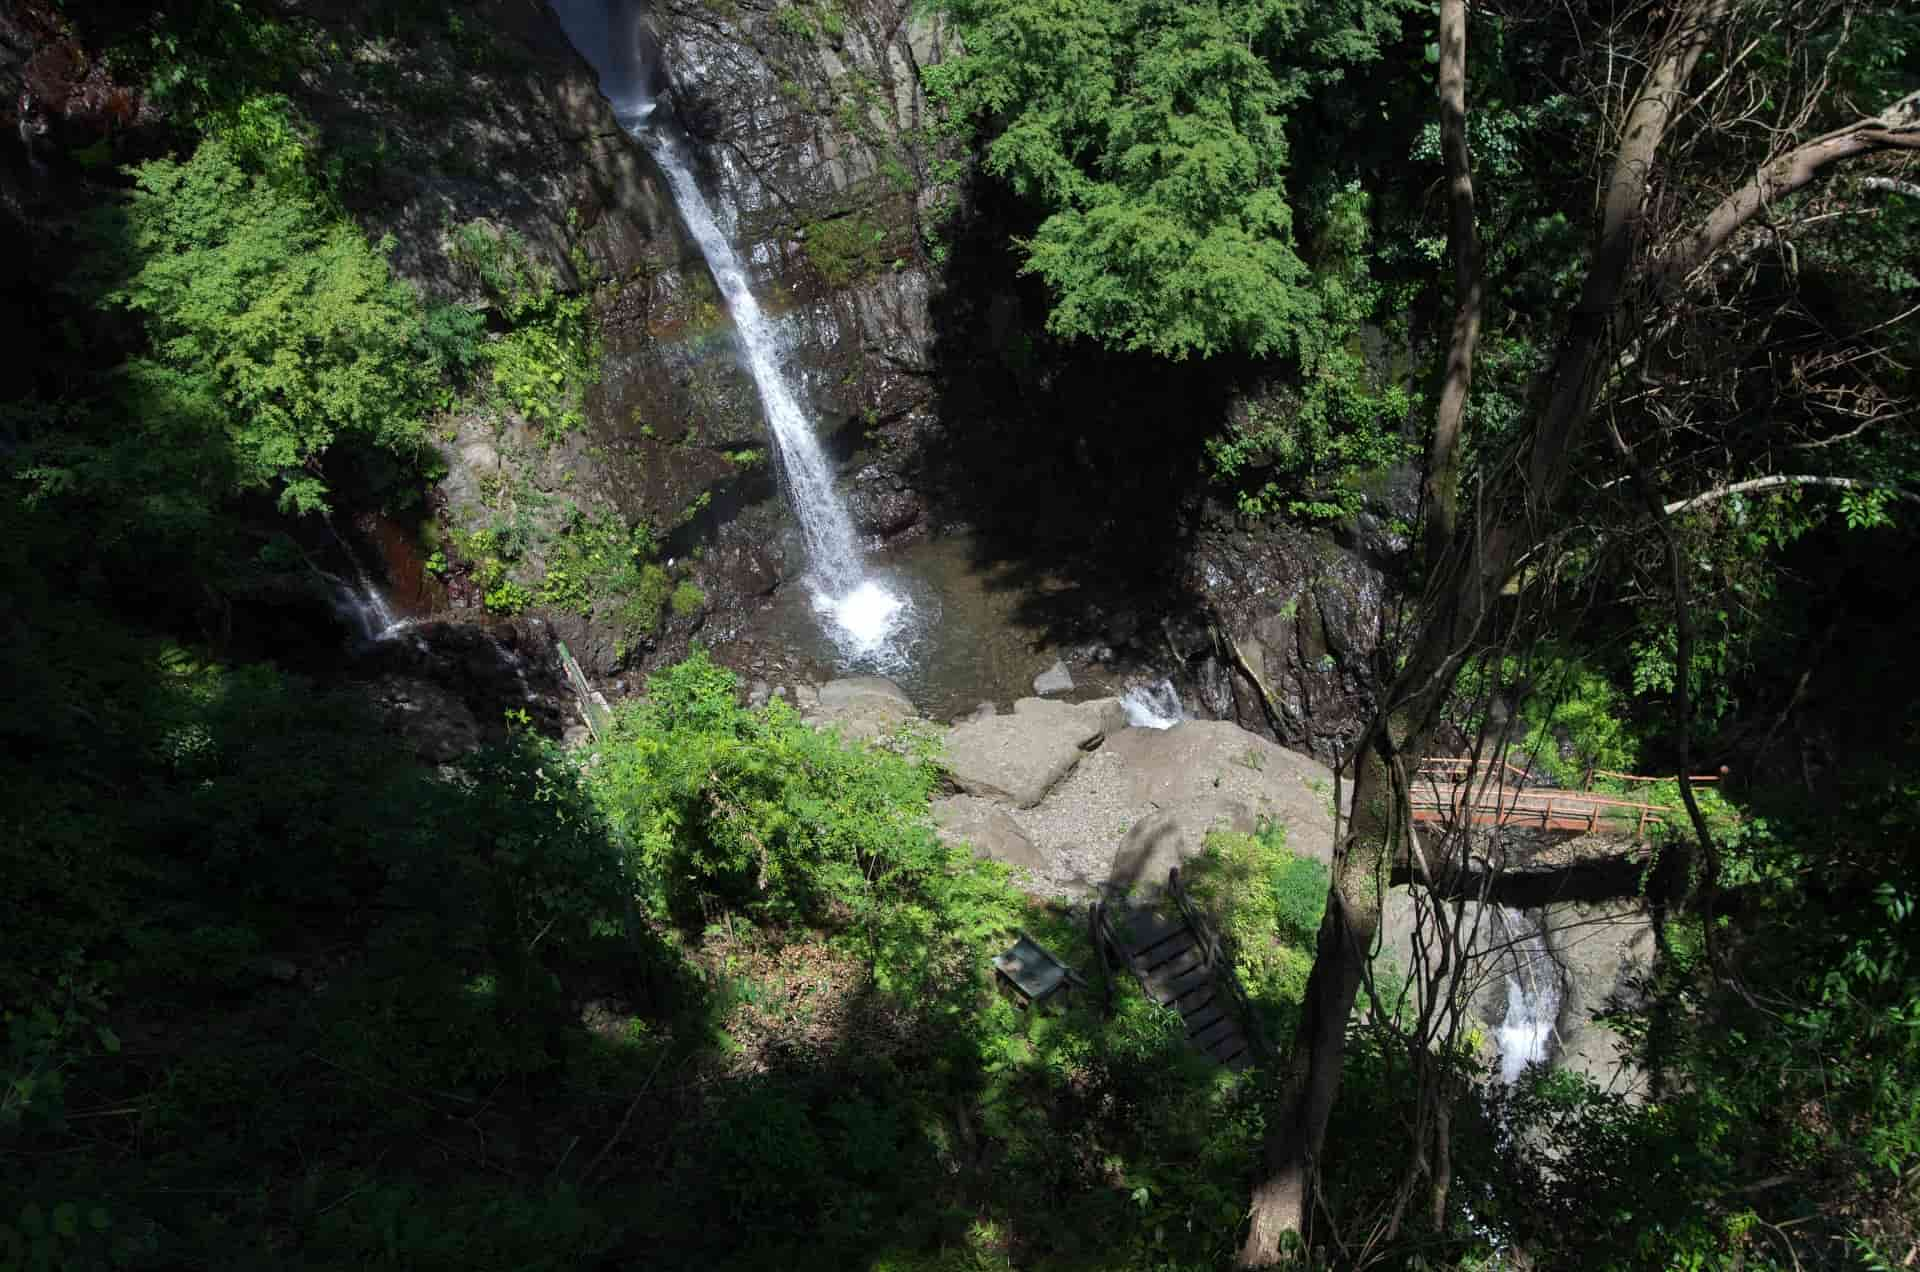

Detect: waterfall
552,0,906,661
1121,678,1185,729
330,572,403,644
1491,906,1561,1084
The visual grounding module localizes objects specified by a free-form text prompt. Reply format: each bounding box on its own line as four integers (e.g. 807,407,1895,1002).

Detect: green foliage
204,92,319,194
1452,650,1640,786
484,577,535,614
1185,822,1327,1038
927,0,1414,358
587,653,1016,999
520,505,675,646
803,215,891,287
95,0,310,126
670,580,707,617
49,138,438,519
776,4,818,38
447,222,601,442
1205,343,1414,520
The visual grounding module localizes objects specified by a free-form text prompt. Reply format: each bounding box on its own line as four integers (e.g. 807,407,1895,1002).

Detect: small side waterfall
1121,678,1185,730
552,0,906,661
330,571,402,644
1491,906,1562,1084
321,517,417,644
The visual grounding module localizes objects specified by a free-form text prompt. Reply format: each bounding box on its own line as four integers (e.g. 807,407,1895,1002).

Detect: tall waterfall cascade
551,0,907,662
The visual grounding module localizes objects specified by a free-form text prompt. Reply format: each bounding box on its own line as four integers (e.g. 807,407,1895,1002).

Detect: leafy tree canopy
106,138,436,514
19,131,445,542
928,0,1413,359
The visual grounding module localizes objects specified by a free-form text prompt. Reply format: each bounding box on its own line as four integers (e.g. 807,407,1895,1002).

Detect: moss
670,581,707,618
1184,822,1329,1040
802,215,889,288
617,564,673,638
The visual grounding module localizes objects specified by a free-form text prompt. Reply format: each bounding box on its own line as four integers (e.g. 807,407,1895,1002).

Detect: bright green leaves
100,139,435,515
445,221,600,443
931,0,1412,358
583,653,1015,997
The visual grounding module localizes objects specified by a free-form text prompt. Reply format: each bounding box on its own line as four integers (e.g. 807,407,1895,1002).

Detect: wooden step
1139,942,1204,980
1191,1016,1238,1052
1144,962,1213,1005
1173,983,1218,1017
1183,1003,1227,1037
1132,934,1195,973
1111,910,1186,956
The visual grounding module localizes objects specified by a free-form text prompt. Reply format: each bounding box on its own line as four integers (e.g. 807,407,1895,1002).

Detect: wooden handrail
1406,788,1670,814
1418,755,1535,785
1090,900,1116,1018
1586,766,1727,788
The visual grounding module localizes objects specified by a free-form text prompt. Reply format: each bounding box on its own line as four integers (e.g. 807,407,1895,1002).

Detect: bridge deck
1408,760,1671,836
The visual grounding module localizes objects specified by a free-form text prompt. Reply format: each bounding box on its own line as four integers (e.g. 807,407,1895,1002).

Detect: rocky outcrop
1108,798,1258,896
804,674,916,740
942,697,1125,809
931,795,1044,874
1547,898,1655,1096
1180,499,1411,768
941,709,1339,897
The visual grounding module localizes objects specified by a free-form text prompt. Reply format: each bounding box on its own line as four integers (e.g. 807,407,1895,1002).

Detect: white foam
814,579,908,656
1121,678,1185,729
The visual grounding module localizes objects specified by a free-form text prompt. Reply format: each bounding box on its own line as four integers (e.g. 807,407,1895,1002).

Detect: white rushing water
1120,678,1185,729
1492,906,1561,1085
553,0,907,661
331,574,404,643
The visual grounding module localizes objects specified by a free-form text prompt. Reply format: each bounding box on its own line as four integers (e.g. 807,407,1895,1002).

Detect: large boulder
360,674,483,764
1102,721,1337,864
932,795,1046,875
1107,797,1258,897
1373,891,1654,1096
808,676,916,741
941,697,1125,809
1546,899,1655,1098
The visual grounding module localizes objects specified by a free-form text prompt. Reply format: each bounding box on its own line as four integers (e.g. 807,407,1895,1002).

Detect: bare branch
1653,90,1920,296
1663,473,1920,516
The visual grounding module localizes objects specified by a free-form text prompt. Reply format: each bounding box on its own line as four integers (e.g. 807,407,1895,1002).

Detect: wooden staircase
1095,870,1266,1071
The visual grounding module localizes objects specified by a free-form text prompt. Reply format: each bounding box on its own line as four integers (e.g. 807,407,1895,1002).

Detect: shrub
446,221,601,441
669,581,706,617
72,138,438,517
1184,821,1328,1038
803,215,889,287
585,653,1016,997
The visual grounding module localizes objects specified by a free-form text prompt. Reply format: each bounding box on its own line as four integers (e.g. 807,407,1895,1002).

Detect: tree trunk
1238,2,1732,1260
1423,0,1481,566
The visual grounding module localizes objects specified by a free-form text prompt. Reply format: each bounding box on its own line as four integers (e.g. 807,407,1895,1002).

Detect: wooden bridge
1406,757,1712,836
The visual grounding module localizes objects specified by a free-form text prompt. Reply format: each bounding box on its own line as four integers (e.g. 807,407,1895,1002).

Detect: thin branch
1664,473,1920,516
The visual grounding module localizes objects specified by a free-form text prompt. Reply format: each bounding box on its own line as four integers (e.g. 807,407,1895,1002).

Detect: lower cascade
1492,906,1561,1084
552,0,907,663
1120,678,1185,730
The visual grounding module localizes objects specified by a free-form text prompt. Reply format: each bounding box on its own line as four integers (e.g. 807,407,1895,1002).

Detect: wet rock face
643,0,954,436
1173,506,1404,768
285,0,679,297
352,618,576,756
1375,892,1654,1098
